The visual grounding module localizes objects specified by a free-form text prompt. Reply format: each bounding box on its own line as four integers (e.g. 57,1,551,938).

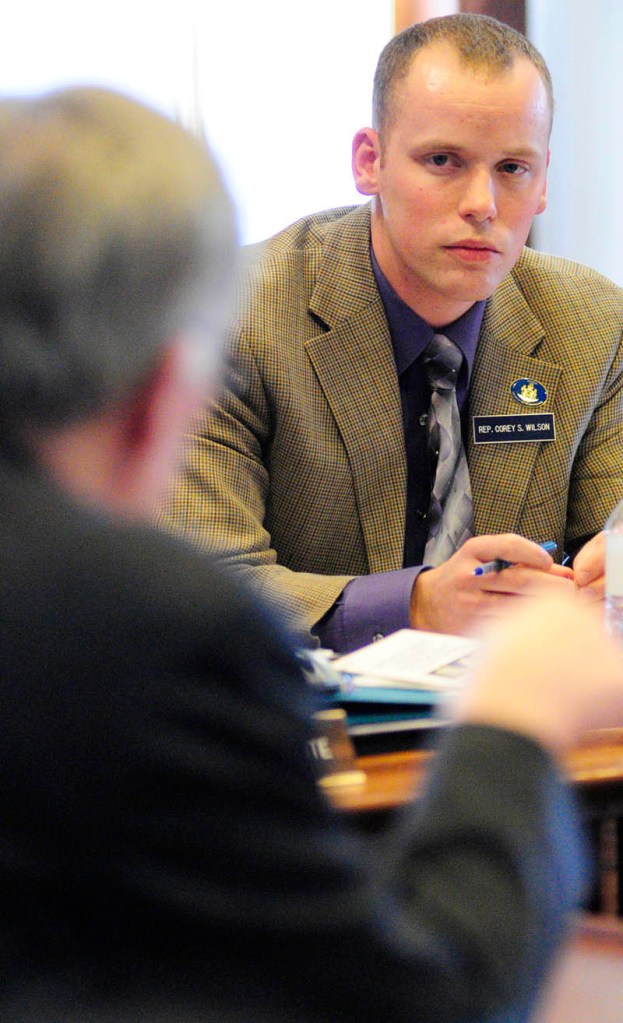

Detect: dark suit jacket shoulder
1,456,585,1021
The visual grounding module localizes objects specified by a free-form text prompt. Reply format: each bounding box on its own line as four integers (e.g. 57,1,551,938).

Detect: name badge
473,413,556,444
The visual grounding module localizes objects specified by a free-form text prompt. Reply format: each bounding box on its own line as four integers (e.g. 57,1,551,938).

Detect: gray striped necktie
422,333,474,566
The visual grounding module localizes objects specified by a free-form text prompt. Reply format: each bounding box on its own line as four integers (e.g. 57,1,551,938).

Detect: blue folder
322,684,448,738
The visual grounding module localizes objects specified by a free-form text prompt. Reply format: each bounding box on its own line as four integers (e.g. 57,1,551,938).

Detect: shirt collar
371,246,485,379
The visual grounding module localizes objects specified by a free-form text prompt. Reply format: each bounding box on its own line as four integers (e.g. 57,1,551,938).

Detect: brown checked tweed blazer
160,203,623,642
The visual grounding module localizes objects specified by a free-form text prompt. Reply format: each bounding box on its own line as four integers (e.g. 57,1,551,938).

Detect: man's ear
116,338,205,514
122,343,182,455
352,127,381,196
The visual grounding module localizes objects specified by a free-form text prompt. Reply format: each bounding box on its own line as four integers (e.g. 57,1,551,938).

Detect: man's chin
446,267,511,304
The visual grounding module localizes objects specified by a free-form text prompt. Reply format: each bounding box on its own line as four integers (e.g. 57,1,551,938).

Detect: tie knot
422,333,462,391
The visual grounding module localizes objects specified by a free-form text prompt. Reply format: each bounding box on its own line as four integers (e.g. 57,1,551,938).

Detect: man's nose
458,169,497,222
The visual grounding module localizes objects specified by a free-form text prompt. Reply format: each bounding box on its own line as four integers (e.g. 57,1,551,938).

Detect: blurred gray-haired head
0,86,237,433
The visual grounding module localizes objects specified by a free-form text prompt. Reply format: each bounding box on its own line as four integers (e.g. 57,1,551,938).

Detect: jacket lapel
469,263,563,536
304,206,407,573
301,214,563,562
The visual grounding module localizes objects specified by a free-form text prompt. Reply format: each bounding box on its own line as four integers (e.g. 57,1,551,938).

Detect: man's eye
429,154,450,167
500,162,526,175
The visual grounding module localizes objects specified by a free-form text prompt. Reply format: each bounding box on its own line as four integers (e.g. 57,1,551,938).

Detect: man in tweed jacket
160,15,623,650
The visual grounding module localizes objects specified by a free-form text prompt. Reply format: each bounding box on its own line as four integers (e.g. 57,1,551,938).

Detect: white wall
192,2,394,242
528,0,623,285
0,1,393,244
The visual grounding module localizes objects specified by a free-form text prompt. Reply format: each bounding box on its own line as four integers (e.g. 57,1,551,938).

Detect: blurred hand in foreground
453,587,623,760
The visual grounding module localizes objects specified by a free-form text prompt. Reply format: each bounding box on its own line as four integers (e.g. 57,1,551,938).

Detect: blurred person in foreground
1,85,623,1023
158,13,622,651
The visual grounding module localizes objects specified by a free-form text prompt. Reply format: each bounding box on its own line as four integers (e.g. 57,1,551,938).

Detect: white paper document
332,629,480,691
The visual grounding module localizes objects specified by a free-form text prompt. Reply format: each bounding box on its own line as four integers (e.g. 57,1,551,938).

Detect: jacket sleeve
157,324,356,645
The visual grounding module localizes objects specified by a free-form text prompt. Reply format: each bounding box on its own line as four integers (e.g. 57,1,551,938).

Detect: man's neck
370,251,474,328
370,220,477,327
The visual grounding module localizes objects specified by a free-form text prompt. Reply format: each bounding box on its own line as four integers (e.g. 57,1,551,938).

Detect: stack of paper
333,628,479,691
324,629,480,739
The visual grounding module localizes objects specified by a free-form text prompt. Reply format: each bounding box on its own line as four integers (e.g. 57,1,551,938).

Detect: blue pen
473,540,557,577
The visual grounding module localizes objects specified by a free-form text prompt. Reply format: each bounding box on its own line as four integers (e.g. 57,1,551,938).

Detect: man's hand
453,588,623,760
410,533,574,635
573,531,606,601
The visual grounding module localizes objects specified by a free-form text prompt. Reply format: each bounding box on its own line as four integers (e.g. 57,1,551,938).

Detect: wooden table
325,726,623,915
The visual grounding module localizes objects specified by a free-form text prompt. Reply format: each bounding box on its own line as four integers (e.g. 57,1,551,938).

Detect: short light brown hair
373,13,553,138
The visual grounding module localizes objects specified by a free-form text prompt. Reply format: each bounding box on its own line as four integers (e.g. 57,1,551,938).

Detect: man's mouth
444,240,501,262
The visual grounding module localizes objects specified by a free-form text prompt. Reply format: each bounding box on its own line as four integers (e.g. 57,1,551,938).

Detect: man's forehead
403,42,537,92
389,42,551,129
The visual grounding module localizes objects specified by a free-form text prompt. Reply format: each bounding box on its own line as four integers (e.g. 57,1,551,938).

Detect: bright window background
193,3,394,242
0,0,393,243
